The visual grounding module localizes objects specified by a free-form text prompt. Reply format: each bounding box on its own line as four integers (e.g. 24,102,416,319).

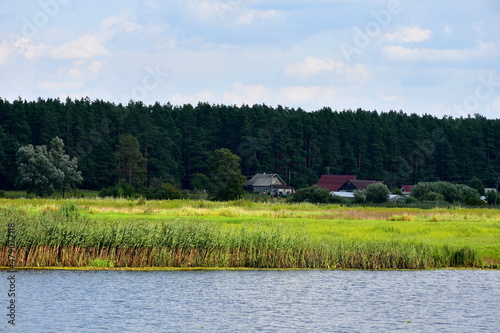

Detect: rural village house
243,173,295,194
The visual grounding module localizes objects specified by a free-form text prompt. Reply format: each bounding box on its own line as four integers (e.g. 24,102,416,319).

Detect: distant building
316,175,357,192
243,173,295,194
401,185,414,195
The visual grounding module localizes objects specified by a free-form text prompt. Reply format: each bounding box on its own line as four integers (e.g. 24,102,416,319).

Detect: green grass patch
0,199,499,269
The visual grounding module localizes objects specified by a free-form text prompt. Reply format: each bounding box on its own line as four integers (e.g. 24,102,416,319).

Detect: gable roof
316,175,357,192
402,185,414,193
243,173,286,187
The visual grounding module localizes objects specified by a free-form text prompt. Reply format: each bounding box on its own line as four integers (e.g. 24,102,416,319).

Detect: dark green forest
0,97,499,191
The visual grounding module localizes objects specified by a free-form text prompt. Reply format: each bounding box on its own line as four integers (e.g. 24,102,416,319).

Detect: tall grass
0,205,485,269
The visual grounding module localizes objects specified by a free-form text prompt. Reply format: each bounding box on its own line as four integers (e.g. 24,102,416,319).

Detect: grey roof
243,173,286,187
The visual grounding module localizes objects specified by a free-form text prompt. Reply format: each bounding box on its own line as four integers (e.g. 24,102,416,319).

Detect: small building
243,173,295,194
317,175,357,192
401,185,414,196
338,180,383,192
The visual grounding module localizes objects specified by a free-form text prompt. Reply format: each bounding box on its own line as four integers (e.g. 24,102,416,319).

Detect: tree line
1,97,499,191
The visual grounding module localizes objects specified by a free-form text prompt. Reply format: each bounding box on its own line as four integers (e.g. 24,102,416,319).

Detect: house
338,179,383,192
316,175,357,192
243,173,295,194
401,185,414,195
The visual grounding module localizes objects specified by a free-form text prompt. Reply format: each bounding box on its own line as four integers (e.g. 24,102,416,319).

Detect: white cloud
285,57,343,78
13,37,49,59
223,82,269,105
0,41,12,65
384,26,432,43
49,34,110,60
382,42,496,62
443,24,452,38
278,85,337,105
101,14,143,33
488,98,500,115
58,60,104,79
284,57,370,83
379,91,403,102
236,9,281,25
186,1,222,21
39,81,84,92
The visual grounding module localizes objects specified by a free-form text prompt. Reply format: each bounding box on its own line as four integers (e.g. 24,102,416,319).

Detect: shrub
99,182,140,198
411,181,479,204
404,196,418,204
289,185,333,204
147,182,185,200
365,183,390,203
421,191,445,202
485,190,498,205
353,189,366,203
330,194,347,204
190,173,210,191
468,176,485,196
464,197,487,206
391,187,403,195
0,190,5,198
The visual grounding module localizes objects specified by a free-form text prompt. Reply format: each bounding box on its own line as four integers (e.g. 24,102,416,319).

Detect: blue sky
1,0,499,118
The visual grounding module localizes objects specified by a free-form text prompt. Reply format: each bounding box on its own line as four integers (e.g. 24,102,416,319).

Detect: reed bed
0,205,486,269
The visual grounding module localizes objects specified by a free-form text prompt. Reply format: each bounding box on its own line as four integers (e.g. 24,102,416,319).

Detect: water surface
4,269,500,332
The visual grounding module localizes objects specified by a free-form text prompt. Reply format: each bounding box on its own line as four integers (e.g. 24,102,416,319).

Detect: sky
0,0,499,118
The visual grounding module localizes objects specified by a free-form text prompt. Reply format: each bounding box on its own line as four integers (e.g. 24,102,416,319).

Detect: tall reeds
0,205,485,269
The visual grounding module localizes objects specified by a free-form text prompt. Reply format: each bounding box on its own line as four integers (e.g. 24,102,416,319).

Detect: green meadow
1,198,499,269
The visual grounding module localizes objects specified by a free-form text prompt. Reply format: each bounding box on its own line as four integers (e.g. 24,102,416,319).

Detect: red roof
402,185,414,193
317,175,357,192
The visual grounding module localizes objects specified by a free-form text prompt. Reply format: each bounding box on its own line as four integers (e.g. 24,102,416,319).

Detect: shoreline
1,266,498,272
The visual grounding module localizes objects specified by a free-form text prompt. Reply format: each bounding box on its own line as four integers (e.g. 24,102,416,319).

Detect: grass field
1,198,499,269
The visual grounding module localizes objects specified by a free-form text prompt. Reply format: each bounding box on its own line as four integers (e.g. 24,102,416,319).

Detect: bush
353,189,366,203
391,187,403,195
411,181,479,204
0,190,5,198
330,194,347,204
421,191,445,202
468,176,485,196
464,197,487,206
98,181,142,198
365,183,390,203
190,173,210,191
146,183,186,200
485,190,498,205
404,196,418,204
289,185,333,204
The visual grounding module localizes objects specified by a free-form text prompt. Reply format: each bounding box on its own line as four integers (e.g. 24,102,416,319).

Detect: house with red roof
401,185,414,195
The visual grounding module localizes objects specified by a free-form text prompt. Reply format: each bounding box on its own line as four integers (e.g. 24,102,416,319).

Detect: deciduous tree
207,148,246,201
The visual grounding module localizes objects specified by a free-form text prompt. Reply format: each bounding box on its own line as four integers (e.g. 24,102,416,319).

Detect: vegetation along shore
1,199,499,270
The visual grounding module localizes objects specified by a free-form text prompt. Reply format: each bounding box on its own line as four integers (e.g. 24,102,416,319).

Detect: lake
4,269,500,332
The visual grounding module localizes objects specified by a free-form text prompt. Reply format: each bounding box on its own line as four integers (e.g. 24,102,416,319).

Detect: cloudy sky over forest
1,0,499,118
